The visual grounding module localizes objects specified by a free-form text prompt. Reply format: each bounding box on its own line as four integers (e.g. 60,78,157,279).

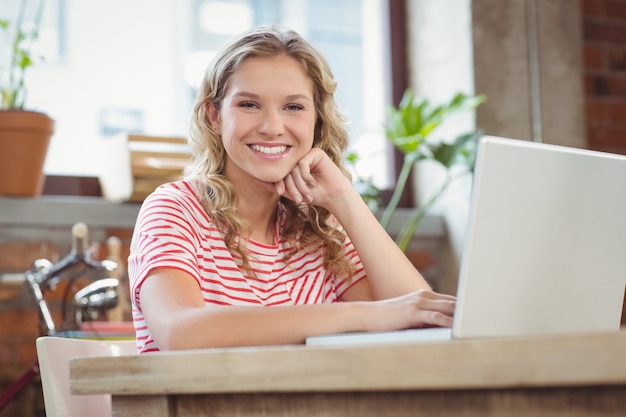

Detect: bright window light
198,1,253,35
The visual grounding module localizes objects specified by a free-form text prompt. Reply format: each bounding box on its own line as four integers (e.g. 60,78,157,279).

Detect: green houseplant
0,0,55,197
380,90,486,252
0,17,34,109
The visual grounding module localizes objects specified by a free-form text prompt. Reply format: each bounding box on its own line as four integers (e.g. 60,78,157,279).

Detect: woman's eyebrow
232,91,259,99
232,91,312,102
286,94,312,102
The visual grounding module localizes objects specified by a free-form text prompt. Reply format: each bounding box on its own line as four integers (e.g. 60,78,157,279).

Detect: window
2,0,393,191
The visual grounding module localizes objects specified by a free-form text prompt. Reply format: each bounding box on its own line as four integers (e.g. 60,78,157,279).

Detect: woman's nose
259,109,284,138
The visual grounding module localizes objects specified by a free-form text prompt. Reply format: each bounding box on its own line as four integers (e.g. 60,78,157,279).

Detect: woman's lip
249,144,290,156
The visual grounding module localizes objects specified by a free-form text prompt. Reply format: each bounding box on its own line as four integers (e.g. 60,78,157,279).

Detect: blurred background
1,1,625,416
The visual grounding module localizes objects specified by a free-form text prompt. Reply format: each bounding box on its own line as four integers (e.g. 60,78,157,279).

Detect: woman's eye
239,101,257,109
285,104,304,111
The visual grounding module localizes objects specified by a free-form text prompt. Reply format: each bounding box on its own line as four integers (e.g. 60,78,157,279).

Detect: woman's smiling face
208,53,317,185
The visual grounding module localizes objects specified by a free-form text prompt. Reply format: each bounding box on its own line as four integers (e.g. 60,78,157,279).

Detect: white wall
405,0,585,294
406,0,475,292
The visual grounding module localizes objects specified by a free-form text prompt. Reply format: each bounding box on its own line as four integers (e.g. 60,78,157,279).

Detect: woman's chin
255,173,288,184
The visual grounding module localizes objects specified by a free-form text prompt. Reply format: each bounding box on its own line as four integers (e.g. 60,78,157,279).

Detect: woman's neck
238,196,278,245
230,176,280,245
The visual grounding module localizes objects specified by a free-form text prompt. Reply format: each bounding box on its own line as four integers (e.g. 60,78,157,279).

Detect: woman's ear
206,101,221,133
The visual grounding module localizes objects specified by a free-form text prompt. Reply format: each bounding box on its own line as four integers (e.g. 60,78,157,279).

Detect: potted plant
0,0,54,197
379,89,486,252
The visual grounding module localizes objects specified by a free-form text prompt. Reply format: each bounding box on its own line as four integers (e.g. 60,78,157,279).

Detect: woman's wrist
323,187,365,224
341,300,371,333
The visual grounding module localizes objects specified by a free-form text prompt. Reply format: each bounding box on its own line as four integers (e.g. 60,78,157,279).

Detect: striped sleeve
128,182,204,310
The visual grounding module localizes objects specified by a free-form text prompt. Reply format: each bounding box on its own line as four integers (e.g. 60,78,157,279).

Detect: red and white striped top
128,180,366,353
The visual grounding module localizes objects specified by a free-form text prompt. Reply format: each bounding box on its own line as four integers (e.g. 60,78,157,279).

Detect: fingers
411,299,455,328
260,148,345,206
254,178,283,195
417,297,456,316
295,158,317,185
417,310,454,328
410,289,456,313
259,171,311,205
405,290,456,328
367,291,456,333
283,164,315,204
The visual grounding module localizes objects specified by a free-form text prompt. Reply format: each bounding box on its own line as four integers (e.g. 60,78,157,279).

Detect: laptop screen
305,136,626,347
453,136,626,338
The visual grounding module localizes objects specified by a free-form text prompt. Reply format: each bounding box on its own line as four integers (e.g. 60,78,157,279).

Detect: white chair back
36,336,137,417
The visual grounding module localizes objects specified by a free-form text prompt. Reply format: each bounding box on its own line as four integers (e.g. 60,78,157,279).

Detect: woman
128,25,455,353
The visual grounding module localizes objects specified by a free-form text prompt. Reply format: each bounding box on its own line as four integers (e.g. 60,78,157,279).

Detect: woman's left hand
260,148,353,208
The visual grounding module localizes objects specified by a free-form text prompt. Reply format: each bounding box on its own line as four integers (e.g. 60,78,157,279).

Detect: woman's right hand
361,289,456,332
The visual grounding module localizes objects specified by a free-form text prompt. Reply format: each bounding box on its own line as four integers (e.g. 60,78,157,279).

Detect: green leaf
428,130,482,169
1,4,47,110
344,151,359,164
384,90,487,160
17,54,33,69
382,90,487,252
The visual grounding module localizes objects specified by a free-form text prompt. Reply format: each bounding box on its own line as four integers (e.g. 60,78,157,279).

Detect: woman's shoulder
139,179,205,213
145,179,199,202
137,179,214,229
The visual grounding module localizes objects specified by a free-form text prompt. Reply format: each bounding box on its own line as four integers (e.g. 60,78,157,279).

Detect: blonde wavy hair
185,25,355,281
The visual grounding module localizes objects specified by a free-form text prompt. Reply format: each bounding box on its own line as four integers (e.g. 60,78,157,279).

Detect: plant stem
9,1,28,104
395,174,451,252
395,170,471,252
9,0,47,109
380,157,414,230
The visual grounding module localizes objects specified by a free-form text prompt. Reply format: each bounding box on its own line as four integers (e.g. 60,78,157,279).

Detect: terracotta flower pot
0,110,54,197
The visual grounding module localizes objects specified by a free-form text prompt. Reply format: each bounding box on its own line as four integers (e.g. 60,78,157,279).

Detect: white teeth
251,144,287,155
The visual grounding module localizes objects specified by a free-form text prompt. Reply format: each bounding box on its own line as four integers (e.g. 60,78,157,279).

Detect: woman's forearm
328,187,431,299
154,302,367,349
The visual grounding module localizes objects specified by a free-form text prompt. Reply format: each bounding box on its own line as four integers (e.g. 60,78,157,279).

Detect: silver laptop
306,136,626,347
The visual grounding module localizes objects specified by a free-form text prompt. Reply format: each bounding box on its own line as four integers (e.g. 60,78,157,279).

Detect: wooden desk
70,331,626,417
